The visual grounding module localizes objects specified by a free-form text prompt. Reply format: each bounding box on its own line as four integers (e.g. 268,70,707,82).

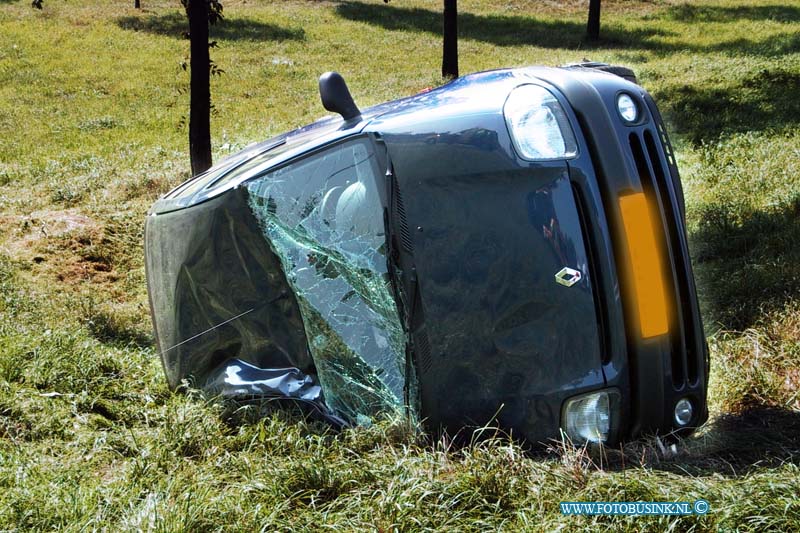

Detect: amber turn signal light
619,192,669,338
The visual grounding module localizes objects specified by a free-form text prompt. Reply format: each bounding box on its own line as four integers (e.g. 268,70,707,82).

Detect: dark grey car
145,65,709,445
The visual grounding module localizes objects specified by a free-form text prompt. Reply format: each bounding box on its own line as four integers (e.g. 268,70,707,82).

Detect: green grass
1,0,799,530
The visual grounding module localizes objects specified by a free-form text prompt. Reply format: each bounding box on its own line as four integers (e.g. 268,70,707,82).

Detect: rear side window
245,138,408,421
249,139,386,267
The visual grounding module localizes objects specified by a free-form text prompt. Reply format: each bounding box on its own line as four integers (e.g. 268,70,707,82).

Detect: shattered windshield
246,137,409,422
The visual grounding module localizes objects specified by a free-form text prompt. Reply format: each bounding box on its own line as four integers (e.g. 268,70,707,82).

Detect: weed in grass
76,116,119,132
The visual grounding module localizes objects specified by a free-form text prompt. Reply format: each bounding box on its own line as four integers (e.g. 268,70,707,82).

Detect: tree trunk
442,0,458,79
187,0,212,175
587,0,601,41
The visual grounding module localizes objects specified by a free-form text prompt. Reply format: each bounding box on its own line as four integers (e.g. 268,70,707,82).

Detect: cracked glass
246,138,409,422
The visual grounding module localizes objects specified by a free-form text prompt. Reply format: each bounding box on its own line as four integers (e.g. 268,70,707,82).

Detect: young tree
384,0,458,79
185,1,210,175
442,0,458,78
587,0,601,41
180,1,223,175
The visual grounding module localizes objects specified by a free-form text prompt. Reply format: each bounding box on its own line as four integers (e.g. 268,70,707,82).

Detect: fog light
562,390,612,443
617,93,638,123
674,398,693,426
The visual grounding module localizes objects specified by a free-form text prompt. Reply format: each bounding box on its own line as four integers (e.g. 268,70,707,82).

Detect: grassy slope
0,0,799,530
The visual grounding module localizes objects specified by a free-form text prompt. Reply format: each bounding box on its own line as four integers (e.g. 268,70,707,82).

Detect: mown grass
0,0,799,530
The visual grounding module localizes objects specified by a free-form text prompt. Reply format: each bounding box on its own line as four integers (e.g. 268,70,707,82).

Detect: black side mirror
319,71,361,121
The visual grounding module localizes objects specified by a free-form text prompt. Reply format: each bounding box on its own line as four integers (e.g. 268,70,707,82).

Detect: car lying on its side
145,64,709,445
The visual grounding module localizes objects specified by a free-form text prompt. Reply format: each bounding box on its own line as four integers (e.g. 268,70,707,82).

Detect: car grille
626,110,702,389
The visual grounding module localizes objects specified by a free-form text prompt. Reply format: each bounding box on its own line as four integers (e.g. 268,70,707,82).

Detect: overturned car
145,65,709,445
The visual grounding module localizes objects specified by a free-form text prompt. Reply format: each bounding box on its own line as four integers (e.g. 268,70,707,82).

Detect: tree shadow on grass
335,1,678,51
663,3,800,23
336,1,800,60
656,69,800,145
83,305,154,349
690,407,800,475
709,32,800,58
669,407,800,476
689,199,800,331
116,11,304,42
601,406,800,477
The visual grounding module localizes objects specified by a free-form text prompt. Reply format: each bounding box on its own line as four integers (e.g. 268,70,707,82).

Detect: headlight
562,389,619,443
616,93,638,123
503,84,578,160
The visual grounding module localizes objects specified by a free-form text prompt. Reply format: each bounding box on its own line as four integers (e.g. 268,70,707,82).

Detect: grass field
1,0,799,530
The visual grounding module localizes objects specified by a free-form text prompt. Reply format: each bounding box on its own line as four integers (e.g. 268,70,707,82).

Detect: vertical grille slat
656,122,675,166
628,132,687,388
643,130,700,386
